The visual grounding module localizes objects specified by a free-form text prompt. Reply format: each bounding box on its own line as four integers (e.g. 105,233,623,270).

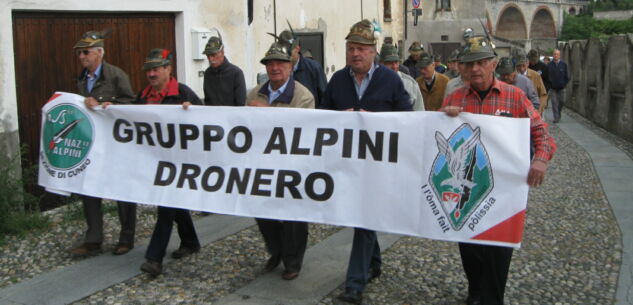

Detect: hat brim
143,60,170,71
496,66,515,75
260,55,291,65
459,52,496,63
415,59,433,68
73,40,104,49
346,35,376,45
381,55,400,62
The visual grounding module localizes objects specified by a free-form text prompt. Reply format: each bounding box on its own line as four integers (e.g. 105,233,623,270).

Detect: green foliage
0,148,50,245
591,0,633,12
561,13,633,40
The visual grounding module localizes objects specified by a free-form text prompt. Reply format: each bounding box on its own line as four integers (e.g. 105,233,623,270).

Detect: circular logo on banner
42,103,94,170
412,0,421,8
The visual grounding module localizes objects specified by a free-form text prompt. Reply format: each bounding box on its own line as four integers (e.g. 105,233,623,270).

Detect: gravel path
0,110,624,305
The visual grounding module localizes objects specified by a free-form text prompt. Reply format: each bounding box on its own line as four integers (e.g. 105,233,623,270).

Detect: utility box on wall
191,27,212,60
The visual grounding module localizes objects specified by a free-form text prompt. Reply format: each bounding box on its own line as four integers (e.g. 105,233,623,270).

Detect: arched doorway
496,5,527,40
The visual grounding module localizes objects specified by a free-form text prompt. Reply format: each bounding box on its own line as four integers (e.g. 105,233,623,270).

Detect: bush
561,13,633,40
0,148,49,244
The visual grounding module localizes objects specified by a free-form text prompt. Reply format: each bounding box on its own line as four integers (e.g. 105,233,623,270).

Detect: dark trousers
549,88,565,121
145,206,200,263
344,228,381,292
255,218,308,273
459,242,514,305
80,195,136,245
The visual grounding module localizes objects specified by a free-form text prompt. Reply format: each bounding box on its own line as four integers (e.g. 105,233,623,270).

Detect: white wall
0,0,402,151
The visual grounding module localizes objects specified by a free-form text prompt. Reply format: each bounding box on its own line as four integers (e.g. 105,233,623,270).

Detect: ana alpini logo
41,102,94,178
429,123,494,230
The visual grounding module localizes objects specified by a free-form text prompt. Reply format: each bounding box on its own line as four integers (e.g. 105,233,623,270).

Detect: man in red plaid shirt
442,36,556,305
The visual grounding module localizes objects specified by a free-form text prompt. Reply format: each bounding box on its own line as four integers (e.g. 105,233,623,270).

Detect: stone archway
530,7,557,39
496,5,527,40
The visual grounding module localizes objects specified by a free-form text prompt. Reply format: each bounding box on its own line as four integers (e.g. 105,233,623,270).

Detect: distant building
404,0,590,63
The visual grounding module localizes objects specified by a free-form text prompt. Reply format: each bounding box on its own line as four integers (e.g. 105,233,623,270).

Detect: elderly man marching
321,20,412,305
379,43,424,111
247,39,315,280
72,29,137,256
137,48,203,276
443,35,556,305
202,31,246,107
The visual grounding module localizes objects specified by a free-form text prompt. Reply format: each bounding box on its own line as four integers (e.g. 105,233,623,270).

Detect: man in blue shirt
321,19,411,305
71,30,137,257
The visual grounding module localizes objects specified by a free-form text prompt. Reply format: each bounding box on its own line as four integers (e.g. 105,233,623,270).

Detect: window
384,0,392,21
436,0,451,11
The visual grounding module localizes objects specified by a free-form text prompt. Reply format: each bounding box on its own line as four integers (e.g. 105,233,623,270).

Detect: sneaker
140,260,162,276
171,246,200,259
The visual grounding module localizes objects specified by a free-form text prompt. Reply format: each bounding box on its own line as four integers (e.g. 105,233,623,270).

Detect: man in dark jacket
527,49,551,91
278,28,328,107
321,20,411,305
202,32,246,107
547,49,569,123
72,29,137,256
136,48,202,276
402,41,424,79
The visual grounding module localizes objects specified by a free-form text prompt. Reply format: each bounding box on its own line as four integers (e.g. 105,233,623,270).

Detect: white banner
39,92,531,247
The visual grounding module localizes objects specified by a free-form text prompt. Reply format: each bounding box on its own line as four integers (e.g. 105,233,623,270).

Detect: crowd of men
70,19,560,305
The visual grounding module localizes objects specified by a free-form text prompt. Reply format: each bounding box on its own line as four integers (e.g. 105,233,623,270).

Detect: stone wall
561,34,633,142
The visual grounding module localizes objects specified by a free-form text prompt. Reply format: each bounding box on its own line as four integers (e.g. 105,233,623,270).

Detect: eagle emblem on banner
429,123,494,230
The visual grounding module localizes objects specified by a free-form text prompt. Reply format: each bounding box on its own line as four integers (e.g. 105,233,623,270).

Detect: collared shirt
141,77,180,104
350,64,378,100
293,57,300,73
442,78,556,162
267,78,291,104
425,72,436,91
85,64,103,93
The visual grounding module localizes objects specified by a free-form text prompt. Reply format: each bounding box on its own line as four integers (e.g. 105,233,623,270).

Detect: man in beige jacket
246,40,314,281
516,52,548,115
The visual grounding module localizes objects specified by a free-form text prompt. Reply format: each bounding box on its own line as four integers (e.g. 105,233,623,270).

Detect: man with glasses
70,29,137,256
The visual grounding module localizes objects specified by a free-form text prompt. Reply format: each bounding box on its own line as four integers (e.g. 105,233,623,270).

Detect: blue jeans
344,228,381,292
145,206,200,263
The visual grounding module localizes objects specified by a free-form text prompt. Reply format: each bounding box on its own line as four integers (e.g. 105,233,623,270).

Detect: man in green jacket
70,29,137,256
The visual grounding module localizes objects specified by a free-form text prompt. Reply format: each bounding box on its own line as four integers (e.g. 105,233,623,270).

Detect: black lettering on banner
177,163,201,189
358,130,383,161
251,169,274,196
227,168,251,194
290,128,310,155
113,119,133,142
155,123,176,148
203,125,224,151
154,161,176,186
228,126,252,153
263,127,287,154
305,172,334,201
201,166,225,192
134,122,155,146
179,124,199,149
276,170,302,199
388,132,399,163
314,128,338,156
342,129,353,158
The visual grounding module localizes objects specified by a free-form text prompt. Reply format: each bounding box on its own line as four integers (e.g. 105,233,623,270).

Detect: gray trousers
81,195,136,245
549,89,565,121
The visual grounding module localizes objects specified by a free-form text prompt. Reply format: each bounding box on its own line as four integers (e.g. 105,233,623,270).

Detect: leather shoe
337,288,362,305
140,260,162,276
368,266,381,282
264,255,281,272
112,243,133,255
68,243,101,256
171,246,200,259
281,270,299,280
